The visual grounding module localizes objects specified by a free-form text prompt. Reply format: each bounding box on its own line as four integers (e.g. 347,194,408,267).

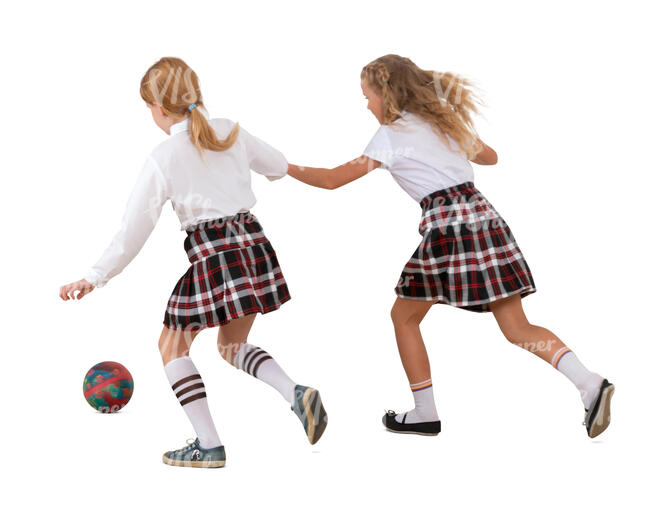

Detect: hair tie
188,103,197,112
383,80,388,84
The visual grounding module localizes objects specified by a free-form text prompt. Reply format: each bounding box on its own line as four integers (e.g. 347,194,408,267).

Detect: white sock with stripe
395,378,440,423
552,347,603,409
233,343,297,405
164,356,222,449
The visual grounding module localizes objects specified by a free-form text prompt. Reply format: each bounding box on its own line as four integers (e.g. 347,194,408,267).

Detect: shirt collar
169,117,190,136
168,106,210,136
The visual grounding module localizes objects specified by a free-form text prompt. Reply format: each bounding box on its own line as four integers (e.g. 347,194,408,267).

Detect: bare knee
391,303,423,328
158,327,197,365
158,340,190,365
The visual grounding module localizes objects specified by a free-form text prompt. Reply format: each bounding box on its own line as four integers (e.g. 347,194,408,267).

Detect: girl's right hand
287,157,381,190
59,279,95,301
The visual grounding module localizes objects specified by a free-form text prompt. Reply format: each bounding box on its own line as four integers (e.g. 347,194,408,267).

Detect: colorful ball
83,361,134,413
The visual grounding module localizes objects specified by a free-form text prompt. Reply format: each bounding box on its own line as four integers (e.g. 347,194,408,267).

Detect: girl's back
151,113,288,230
363,110,474,202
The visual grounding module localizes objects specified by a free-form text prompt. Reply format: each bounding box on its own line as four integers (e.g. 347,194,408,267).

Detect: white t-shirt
84,110,288,288
362,110,474,202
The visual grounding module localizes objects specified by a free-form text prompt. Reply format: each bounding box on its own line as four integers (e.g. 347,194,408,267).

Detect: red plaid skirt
163,211,291,330
395,181,536,312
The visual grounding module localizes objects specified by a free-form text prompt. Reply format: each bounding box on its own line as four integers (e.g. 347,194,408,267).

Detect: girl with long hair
287,54,613,439
59,57,328,468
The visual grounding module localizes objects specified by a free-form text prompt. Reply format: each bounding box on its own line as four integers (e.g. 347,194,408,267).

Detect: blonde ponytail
188,106,240,153
140,57,239,154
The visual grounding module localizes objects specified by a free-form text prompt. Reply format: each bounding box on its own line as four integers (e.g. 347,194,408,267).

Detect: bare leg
488,293,607,414
488,293,567,364
385,297,440,428
158,326,203,365
390,297,437,383
217,314,257,365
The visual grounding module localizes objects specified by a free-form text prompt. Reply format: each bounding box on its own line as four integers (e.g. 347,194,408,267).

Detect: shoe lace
179,438,197,453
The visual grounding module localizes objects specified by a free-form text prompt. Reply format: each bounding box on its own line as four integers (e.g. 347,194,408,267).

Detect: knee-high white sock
552,347,603,409
164,356,222,449
233,343,297,405
395,378,440,423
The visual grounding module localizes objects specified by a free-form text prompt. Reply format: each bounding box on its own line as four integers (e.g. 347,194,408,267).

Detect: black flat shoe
583,378,615,438
382,410,441,436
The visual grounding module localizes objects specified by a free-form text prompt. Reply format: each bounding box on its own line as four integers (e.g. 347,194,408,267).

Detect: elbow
471,151,498,166
473,140,498,165
322,171,340,190
486,146,498,165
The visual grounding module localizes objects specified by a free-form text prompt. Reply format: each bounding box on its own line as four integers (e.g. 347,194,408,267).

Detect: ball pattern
83,361,134,413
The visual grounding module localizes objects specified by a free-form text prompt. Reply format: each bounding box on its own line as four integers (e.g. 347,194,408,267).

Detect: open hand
59,279,95,301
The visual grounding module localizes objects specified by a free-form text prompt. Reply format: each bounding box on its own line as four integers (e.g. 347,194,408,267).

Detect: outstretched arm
288,155,382,190
83,156,168,289
60,156,168,300
470,139,498,165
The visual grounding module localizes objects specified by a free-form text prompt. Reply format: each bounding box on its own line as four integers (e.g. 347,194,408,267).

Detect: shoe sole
588,384,615,438
162,454,225,468
302,388,328,445
384,426,440,436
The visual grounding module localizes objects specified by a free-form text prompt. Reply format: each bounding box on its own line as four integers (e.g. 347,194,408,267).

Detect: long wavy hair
361,54,485,160
140,57,239,154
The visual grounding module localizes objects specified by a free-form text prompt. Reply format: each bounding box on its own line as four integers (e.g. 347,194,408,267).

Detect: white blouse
83,111,288,288
362,110,474,202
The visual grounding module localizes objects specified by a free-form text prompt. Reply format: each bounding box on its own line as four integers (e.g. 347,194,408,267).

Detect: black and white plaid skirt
395,181,536,312
164,211,291,331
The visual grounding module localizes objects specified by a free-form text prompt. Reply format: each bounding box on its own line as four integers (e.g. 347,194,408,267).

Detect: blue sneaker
162,438,226,468
291,384,328,444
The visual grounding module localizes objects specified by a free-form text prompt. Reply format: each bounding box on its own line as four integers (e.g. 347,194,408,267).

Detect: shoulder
385,111,421,132
367,117,410,145
148,137,179,168
207,116,236,128
207,117,240,137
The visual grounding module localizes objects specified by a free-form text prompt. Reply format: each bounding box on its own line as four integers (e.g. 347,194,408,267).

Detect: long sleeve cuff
83,270,106,288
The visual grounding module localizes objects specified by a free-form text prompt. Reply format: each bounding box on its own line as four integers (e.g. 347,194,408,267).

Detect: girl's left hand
59,279,95,301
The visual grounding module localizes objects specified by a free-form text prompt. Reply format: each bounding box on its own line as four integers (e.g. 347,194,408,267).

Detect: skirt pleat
164,212,291,330
395,181,536,312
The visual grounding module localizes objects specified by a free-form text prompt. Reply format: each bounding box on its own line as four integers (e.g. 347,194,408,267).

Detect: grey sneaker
291,384,328,445
162,438,226,468
583,379,615,438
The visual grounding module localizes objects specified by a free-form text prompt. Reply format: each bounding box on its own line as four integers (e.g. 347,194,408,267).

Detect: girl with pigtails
288,54,614,438
59,57,328,468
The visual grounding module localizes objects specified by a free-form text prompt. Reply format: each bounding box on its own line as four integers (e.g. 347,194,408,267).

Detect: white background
2,0,648,510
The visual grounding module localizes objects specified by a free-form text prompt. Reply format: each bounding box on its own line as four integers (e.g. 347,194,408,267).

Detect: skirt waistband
419,181,477,210
417,181,505,235
183,211,270,264
185,211,255,234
